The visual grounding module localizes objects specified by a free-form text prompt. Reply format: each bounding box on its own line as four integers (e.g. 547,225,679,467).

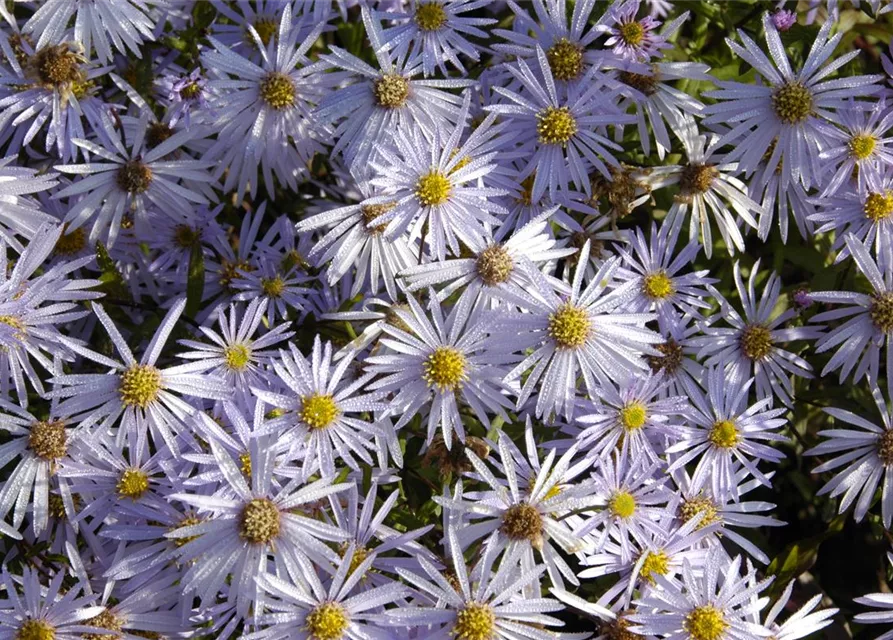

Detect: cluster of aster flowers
1,1,893,640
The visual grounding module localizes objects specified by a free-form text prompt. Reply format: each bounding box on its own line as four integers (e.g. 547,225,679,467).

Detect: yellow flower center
849,133,877,161
339,542,372,575
28,420,67,460
771,82,813,125
252,17,277,46
709,420,739,449
609,491,636,519
476,244,514,285
415,2,448,31
301,393,340,430
864,191,893,222
643,271,675,300
536,106,578,145
170,515,202,548
373,74,409,109
117,468,150,500
679,163,718,196
500,503,543,541
304,602,349,640
30,44,82,88
878,430,893,466
684,605,729,640
361,202,395,234
647,338,684,374
870,292,893,333
739,324,773,361
239,498,281,544
546,38,584,81
53,225,86,256
453,603,495,640
119,365,162,409
0,315,25,333
416,171,452,206
548,303,591,349
261,275,285,298
179,81,202,100
239,451,252,479
619,21,645,46
224,343,252,371
619,402,648,431
678,496,721,529
639,549,670,585
82,609,124,640
16,619,56,640
259,72,296,110
116,160,153,194
423,346,468,390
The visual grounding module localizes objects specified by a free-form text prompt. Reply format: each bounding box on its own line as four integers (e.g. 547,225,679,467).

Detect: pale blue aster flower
598,0,670,63
854,553,893,640
749,580,838,640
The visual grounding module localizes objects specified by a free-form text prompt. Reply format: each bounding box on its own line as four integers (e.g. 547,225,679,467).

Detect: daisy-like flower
365,292,514,448
806,385,893,527
174,299,294,403
646,311,706,400
0,39,109,162
750,580,837,640
616,223,715,330
703,12,882,190
818,99,893,196
201,4,333,199
168,440,351,619
573,373,687,464
810,169,893,268
854,552,893,640
486,47,633,202
377,0,495,76
0,399,79,537
231,256,311,323
247,547,409,640
155,67,214,129
253,337,389,480
399,208,575,309
495,242,661,420
54,111,214,248
296,173,417,301
437,433,598,592
49,299,230,454
692,260,820,407
0,569,105,640
23,0,158,62
646,131,761,257
368,99,508,260
809,234,893,393
316,5,472,169
385,526,573,640
598,0,670,62
630,551,773,640
666,366,788,502
0,156,58,250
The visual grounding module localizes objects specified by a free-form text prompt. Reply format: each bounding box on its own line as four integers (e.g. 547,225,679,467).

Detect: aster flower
703,13,882,190
155,67,214,129
365,292,514,448
486,47,633,202
201,4,333,199
377,0,496,76
692,260,820,407
168,439,351,619
437,433,599,592
495,242,662,420
598,0,670,62
809,234,893,393
252,338,389,481
854,552,893,640
630,551,773,640
49,299,230,454
806,384,893,527
818,99,893,196
247,547,409,640
316,5,472,169
750,580,837,640
231,256,311,323
54,111,214,248
0,156,58,250
174,299,294,404
385,526,575,640
0,569,105,640
368,98,508,260
646,131,761,258
666,366,788,502
23,0,158,62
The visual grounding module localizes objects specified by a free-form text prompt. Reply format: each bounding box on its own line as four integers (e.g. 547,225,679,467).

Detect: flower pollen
709,420,739,449
870,292,893,333
501,503,543,543
305,602,349,640
117,468,150,500
685,605,729,640
476,244,514,285
120,364,162,408
546,38,584,81
16,619,56,640
548,303,591,349
373,74,409,108
116,160,153,194
239,498,281,544
453,603,495,640
619,402,648,431
536,106,578,145
679,496,721,529
849,133,877,161
864,191,893,222
259,72,296,110
609,490,636,519
416,171,452,206
301,393,340,429
877,429,893,466
224,343,252,371
415,2,448,31
28,420,67,460
772,81,813,125
739,324,773,361
82,609,124,640
639,549,670,584
643,271,675,299
423,346,468,390
619,21,645,46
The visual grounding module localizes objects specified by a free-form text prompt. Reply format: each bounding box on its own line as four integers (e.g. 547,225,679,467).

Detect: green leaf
185,243,205,319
